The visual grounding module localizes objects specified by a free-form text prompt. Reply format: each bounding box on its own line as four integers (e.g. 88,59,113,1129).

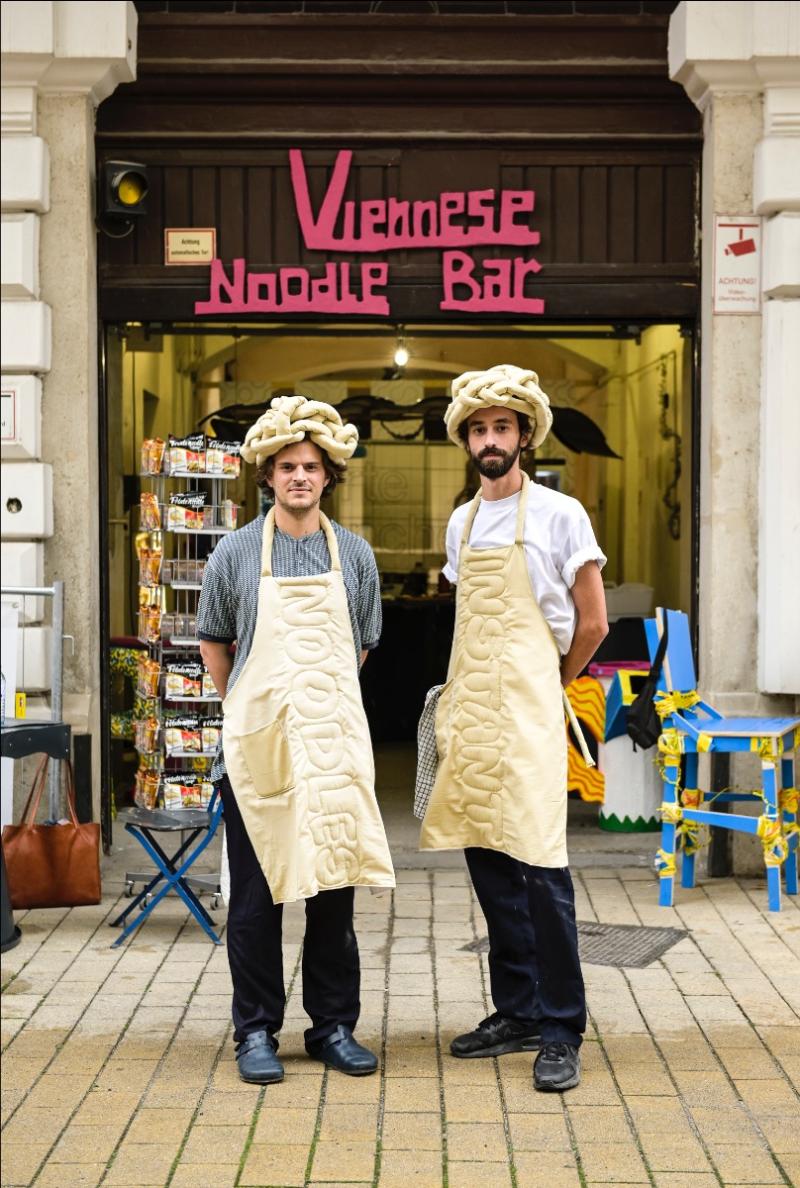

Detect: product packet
139,492,161,530
164,714,202,756
167,491,207,530
162,773,213,810
164,661,203,700
137,604,161,643
138,546,163,587
135,768,160,809
220,499,238,530
168,433,206,474
207,439,241,477
136,656,161,698
201,672,218,699
140,438,166,476
133,716,159,754
201,716,223,753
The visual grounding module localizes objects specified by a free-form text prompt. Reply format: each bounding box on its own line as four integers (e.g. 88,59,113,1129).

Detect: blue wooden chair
645,609,799,912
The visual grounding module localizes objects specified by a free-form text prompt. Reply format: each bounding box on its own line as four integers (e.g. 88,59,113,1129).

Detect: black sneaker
533,1042,581,1091
450,1011,541,1059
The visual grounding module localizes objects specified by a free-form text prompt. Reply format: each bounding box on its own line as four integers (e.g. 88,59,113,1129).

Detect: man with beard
420,364,608,1093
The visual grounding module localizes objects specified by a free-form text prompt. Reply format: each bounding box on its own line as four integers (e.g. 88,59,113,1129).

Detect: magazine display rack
133,433,241,818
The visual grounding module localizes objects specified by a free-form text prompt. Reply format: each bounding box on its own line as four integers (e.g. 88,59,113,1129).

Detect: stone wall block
758,297,800,694
0,539,44,621
0,459,53,538
0,299,51,371
0,373,42,459
1,136,49,211
1,211,39,299
762,211,800,296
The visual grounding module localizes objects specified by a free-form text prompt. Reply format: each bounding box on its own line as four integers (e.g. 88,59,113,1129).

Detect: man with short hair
198,395,394,1085
420,364,608,1092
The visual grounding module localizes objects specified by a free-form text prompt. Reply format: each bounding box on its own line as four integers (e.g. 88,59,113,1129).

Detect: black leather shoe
236,1031,284,1085
450,1011,541,1059
533,1042,581,1091
307,1024,378,1076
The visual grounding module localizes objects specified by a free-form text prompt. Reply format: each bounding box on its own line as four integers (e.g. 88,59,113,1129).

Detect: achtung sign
712,215,762,314
165,228,217,266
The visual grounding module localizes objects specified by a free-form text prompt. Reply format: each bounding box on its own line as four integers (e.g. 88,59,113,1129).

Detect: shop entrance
101,319,695,845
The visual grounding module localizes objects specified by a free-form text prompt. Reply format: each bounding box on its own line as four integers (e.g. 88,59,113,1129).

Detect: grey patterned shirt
196,513,382,781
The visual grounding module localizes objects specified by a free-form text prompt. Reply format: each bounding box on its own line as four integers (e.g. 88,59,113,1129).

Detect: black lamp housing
99,160,149,223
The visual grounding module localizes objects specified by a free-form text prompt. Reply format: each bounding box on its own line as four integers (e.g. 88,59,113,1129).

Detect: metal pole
48,581,65,820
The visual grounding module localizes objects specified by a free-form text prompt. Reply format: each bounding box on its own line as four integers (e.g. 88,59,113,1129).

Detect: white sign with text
713,215,762,314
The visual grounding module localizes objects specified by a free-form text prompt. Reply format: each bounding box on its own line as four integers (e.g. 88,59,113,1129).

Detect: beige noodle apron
420,474,569,867
222,509,395,904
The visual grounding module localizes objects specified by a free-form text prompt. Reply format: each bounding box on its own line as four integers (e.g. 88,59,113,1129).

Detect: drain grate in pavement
462,921,688,969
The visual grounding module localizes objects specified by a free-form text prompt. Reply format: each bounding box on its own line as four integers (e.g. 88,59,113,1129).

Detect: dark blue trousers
465,847,586,1048
218,775,360,1047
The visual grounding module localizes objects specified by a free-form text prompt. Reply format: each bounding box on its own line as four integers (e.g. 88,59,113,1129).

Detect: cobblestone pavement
2,832,799,1187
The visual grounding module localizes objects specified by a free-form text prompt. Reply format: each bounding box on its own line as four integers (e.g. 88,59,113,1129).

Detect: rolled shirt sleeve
356,545,383,650
559,506,607,590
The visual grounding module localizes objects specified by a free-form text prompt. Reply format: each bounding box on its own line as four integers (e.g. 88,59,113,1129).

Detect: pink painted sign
195,148,544,316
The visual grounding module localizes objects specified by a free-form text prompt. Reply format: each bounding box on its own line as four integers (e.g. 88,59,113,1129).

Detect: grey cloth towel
414,684,444,821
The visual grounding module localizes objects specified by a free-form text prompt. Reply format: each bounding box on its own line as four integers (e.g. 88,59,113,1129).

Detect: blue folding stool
110,790,224,947
646,609,799,912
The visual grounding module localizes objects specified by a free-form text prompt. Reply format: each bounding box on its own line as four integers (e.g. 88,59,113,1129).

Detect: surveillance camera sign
713,215,762,314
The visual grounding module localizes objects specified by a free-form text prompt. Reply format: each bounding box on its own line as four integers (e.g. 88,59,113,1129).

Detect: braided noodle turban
444,364,553,450
240,394,358,469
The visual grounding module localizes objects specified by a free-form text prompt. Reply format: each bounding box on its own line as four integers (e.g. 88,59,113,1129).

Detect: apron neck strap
515,472,530,544
460,472,531,552
260,507,342,576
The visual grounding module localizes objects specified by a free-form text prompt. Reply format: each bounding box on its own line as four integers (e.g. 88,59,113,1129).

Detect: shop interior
105,323,694,829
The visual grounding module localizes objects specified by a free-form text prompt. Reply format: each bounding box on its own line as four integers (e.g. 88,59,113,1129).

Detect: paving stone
446,1121,508,1162
383,1075,442,1113
647,1174,719,1188
638,1133,713,1172
125,1106,194,1144
34,1163,107,1187
240,1142,309,1185
446,1159,512,1188
377,1147,444,1185
507,1111,572,1152
382,1110,442,1150
705,1144,786,1184
512,1150,580,1186
180,1122,249,1163
103,1142,180,1186
444,1081,502,1122
309,1138,376,1181
0,1142,50,1185
318,1102,379,1143
49,1121,125,1162
170,1163,239,1187
734,1077,800,1115
567,1104,635,1145
576,1141,651,1183
252,1103,317,1144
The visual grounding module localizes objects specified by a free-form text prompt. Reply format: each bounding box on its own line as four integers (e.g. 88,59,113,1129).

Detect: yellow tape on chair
780,787,799,816
654,690,701,720
660,802,683,825
655,849,676,879
756,816,788,867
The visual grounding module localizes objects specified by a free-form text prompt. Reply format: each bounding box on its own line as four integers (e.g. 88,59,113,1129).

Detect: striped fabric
197,513,382,781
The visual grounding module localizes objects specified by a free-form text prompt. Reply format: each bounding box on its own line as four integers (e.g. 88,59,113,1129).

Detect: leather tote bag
2,757,101,909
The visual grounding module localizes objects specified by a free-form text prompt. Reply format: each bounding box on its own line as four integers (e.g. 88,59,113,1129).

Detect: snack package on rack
207,439,242,477
167,491,207,530
137,604,162,644
140,438,166,476
201,672,218,699
139,492,162,530
136,655,161,698
133,716,160,754
201,716,223,754
165,661,203,700
172,613,197,641
138,545,163,587
168,433,206,474
135,767,161,809
164,714,202,756
162,773,213,810
220,499,239,530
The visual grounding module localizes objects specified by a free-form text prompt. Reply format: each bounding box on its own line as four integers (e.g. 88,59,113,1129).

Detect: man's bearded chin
473,442,522,479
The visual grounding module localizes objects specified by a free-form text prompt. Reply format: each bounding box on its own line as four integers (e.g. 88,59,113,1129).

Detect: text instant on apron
222,510,395,904
420,473,568,867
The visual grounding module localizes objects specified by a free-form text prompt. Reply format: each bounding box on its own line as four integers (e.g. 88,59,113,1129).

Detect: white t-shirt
443,483,607,655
